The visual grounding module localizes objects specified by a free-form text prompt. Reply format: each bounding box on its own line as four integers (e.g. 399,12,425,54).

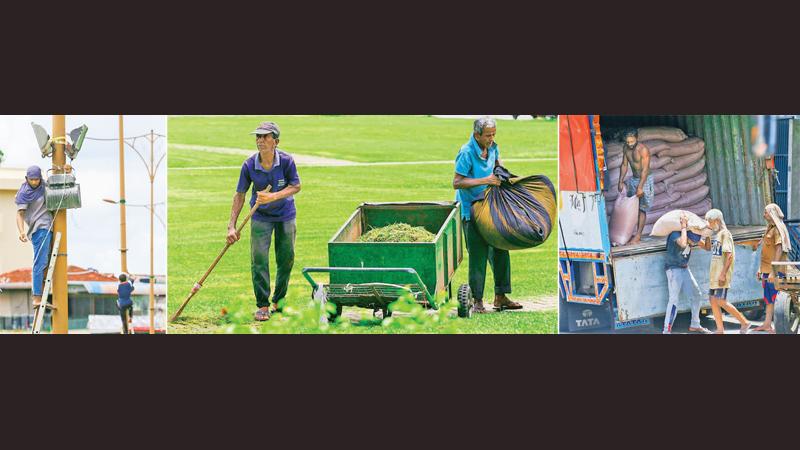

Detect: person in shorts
618,129,654,244
752,203,792,333
702,209,751,334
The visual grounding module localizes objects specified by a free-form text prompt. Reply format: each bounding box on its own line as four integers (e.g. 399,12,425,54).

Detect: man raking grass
171,121,301,322
228,122,302,321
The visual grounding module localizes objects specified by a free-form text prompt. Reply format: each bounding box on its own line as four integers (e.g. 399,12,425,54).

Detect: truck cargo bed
611,226,766,258
611,225,767,322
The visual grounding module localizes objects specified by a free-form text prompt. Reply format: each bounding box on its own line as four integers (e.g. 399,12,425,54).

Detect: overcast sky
0,115,166,275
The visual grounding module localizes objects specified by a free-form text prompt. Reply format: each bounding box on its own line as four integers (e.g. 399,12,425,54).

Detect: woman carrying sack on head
14,166,54,309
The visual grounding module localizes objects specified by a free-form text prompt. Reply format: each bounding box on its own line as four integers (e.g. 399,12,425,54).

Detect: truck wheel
457,284,473,318
774,292,799,335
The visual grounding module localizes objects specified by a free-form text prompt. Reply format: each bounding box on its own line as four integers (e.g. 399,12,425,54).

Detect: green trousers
251,219,297,308
463,219,511,302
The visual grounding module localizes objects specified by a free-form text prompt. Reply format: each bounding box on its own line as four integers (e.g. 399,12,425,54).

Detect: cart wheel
328,302,343,322
774,292,799,335
457,284,473,319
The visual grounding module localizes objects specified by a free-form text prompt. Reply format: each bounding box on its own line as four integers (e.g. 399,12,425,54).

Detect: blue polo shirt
118,281,134,308
454,135,500,220
236,149,301,222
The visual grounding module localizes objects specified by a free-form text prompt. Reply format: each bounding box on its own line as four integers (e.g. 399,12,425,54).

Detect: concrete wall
0,168,32,274
0,290,31,316
792,119,800,221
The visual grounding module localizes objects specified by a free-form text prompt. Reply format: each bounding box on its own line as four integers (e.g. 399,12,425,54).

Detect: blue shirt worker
453,117,521,314
117,274,135,334
227,122,302,322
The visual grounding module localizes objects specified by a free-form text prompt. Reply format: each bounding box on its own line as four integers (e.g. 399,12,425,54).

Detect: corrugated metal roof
600,115,771,226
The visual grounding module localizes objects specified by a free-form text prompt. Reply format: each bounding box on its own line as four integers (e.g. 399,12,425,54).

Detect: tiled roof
0,265,118,284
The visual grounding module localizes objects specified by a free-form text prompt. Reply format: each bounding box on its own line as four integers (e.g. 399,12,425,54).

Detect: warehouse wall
600,115,770,226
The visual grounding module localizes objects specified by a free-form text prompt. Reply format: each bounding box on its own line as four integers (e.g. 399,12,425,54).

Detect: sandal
494,297,523,311
254,309,271,322
688,327,712,334
472,302,488,314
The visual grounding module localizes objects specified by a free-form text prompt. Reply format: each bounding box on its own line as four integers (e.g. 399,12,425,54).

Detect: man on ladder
14,166,55,330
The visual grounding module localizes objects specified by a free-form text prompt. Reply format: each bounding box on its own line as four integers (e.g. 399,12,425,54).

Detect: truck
558,115,798,333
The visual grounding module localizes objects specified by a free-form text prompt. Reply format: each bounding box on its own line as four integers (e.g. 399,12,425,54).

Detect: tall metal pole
149,130,155,334
119,115,128,274
52,115,68,334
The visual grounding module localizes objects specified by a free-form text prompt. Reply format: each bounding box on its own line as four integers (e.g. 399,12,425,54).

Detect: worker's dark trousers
251,219,297,309
463,219,511,302
118,303,133,334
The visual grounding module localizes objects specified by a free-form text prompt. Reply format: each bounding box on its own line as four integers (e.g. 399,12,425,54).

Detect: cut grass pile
167,115,559,334
359,223,435,243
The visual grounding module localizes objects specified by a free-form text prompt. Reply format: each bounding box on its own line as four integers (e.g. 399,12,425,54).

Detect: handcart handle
301,267,425,291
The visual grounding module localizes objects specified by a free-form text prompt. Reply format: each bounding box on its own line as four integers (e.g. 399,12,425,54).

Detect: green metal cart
302,202,473,321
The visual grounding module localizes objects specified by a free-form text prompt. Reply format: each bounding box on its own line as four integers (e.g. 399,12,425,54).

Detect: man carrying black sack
453,117,522,313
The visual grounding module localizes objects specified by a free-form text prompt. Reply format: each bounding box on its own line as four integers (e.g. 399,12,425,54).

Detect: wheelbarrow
302,202,473,321
772,220,800,334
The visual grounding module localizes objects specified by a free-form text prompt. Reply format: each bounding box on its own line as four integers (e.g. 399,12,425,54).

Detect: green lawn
168,115,557,166
167,116,558,334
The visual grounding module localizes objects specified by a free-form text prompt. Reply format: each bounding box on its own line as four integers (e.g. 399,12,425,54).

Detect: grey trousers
664,267,703,333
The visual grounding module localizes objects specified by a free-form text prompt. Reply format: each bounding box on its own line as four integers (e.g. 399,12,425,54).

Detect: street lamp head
31,122,53,158
66,125,88,160
102,198,117,204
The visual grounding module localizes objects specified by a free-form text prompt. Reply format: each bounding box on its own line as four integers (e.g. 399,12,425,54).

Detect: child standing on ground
117,274,135,334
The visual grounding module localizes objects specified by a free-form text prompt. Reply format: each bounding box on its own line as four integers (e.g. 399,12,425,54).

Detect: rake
170,186,270,322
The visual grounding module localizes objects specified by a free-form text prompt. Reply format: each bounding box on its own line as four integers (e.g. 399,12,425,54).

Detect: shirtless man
618,129,654,244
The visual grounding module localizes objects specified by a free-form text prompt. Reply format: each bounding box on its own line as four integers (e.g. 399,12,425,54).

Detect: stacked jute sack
604,127,712,243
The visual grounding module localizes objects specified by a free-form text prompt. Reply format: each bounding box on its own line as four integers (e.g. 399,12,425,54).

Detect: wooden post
51,115,68,334
119,115,128,274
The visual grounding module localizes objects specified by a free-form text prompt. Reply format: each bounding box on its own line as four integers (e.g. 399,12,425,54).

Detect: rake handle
170,186,270,322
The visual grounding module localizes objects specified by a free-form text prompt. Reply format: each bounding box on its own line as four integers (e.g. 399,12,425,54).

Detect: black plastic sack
471,166,557,251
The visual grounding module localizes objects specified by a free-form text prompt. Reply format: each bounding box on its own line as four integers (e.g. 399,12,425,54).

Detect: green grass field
168,115,557,166
167,115,558,334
